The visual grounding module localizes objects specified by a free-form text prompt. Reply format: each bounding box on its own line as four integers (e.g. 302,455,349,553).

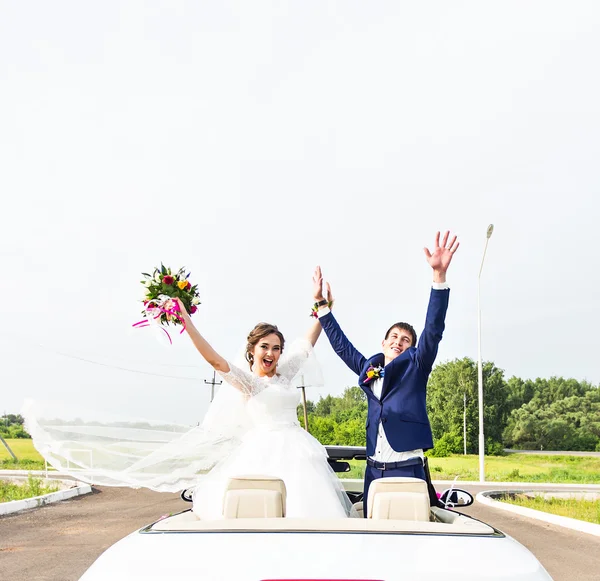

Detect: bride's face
252,333,282,377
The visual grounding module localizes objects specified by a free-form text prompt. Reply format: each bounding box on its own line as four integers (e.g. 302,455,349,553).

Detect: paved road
504,449,600,457
0,487,185,581
455,483,600,581
1,485,599,581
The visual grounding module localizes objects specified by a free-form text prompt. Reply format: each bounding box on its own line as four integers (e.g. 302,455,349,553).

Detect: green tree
334,418,366,446
298,387,367,446
426,357,508,454
307,416,338,444
314,395,335,417
503,388,600,450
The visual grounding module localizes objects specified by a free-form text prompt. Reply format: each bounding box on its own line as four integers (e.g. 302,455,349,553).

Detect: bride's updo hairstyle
245,323,285,370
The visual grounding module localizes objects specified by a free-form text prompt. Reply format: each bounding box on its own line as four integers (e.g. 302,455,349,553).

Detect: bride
174,270,353,519
23,269,354,519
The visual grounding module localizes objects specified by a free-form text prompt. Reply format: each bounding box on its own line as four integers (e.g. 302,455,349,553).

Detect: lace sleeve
277,338,313,382
217,362,257,397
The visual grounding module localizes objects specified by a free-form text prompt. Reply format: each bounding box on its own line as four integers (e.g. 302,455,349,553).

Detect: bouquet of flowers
133,265,201,343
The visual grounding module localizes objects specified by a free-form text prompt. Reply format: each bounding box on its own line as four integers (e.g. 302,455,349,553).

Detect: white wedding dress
22,339,355,519
192,339,353,519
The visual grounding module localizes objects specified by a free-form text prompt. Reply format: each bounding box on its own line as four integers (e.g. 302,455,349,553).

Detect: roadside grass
4,439,600,484
339,454,600,484
500,493,600,525
0,474,59,503
1,458,47,470
427,454,600,483
0,438,48,470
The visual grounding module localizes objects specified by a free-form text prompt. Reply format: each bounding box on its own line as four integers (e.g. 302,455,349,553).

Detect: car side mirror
439,488,474,508
327,459,351,473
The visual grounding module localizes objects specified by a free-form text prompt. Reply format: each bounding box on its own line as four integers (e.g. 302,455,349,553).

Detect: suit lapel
359,353,384,402
380,349,413,400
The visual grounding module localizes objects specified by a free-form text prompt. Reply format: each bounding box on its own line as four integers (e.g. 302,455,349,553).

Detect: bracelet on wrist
310,300,333,318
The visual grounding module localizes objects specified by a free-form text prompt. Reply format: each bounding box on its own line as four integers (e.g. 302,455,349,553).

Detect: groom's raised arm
416,230,459,373
317,309,366,376
312,265,366,376
415,286,449,374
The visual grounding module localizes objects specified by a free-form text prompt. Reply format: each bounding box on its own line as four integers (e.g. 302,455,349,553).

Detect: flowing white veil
22,340,324,493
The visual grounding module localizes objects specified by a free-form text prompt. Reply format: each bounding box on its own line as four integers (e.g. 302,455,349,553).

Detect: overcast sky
1,1,599,425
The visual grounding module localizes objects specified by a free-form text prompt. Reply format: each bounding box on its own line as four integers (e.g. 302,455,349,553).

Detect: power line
48,349,201,381
1,334,203,381
1,333,202,369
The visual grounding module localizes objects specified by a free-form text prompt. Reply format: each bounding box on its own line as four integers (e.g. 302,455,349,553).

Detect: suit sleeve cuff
432,282,449,290
317,306,331,317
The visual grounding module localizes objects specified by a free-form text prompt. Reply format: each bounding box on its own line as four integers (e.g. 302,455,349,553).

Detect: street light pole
463,393,467,456
477,223,494,483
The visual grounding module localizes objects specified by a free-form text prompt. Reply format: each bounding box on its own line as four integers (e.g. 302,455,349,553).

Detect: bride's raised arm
174,298,230,374
305,265,333,346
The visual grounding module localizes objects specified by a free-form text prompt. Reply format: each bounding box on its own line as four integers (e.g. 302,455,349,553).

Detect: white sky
1,1,599,425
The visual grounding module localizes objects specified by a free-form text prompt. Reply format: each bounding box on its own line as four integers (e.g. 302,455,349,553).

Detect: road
0,487,184,581
0,485,599,581
456,483,600,581
504,449,600,457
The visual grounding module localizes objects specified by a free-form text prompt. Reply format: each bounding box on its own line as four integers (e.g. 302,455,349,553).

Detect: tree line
0,414,28,439
299,358,600,455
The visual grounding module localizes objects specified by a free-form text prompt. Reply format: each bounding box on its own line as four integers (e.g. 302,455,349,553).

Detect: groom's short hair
384,322,417,347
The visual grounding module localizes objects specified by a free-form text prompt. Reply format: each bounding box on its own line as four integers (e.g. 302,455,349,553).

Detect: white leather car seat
367,477,430,521
223,475,287,518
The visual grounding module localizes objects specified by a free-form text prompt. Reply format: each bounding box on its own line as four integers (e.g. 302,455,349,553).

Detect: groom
314,231,459,511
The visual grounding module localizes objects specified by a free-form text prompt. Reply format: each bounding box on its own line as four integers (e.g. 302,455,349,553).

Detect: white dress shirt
369,376,424,463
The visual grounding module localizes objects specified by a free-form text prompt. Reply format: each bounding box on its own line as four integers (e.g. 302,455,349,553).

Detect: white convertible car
79,446,552,581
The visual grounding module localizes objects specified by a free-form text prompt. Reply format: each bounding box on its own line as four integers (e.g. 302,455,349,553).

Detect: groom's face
382,327,413,363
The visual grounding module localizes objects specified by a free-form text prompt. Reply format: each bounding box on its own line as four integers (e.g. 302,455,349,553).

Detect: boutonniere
364,365,384,383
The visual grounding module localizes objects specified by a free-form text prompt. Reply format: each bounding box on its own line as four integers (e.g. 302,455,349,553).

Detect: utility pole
204,370,222,403
297,375,309,432
0,434,17,461
1,410,17,460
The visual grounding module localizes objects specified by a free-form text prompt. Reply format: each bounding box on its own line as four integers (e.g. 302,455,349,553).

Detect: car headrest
367,477,430,521
223,475,287,518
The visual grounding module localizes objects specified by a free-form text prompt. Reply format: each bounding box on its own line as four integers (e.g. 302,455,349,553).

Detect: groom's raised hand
423,231,460,283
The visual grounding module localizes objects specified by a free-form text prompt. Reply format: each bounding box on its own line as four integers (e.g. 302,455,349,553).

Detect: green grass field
340,453,600,483
427,454,600,483
500,493,600,524
0,438,46,470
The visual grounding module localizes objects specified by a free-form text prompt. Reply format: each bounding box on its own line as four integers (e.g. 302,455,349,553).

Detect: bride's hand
313,266,334,310
313,266,324,301
174,298,191,321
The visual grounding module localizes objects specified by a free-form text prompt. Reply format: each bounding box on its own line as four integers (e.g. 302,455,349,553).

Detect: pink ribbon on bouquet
132,296,186,345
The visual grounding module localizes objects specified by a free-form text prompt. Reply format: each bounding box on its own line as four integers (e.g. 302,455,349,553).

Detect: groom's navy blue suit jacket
319,288,450,456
